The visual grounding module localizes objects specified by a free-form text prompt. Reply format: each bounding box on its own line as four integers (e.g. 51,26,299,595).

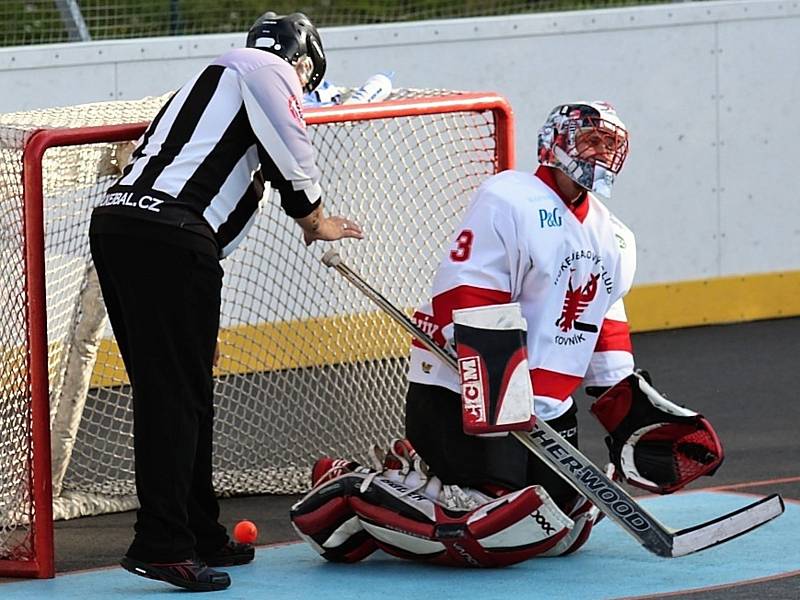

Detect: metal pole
170,0,181,35
53,0,91,42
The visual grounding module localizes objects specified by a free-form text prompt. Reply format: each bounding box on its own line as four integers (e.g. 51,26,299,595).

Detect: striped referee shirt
95,48,322,258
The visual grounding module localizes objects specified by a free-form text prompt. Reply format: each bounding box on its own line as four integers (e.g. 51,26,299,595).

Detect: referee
89,12,362,592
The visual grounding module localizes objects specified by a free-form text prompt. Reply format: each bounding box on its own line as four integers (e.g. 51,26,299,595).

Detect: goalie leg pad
590,372,724,494
352,474,574,568
290,468,378,563
539,495,601,557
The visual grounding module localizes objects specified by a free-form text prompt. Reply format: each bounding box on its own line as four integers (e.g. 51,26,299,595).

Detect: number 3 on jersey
450,229,474,262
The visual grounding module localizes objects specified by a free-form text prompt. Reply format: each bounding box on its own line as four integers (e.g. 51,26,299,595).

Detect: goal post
0,91,514,578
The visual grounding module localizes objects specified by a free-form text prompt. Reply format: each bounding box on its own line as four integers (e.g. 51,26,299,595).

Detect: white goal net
0,89,512,574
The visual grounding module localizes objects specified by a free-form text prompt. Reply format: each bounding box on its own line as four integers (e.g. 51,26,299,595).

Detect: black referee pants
90,232,228,562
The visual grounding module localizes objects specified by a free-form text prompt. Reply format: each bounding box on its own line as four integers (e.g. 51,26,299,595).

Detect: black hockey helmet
246,12,326,93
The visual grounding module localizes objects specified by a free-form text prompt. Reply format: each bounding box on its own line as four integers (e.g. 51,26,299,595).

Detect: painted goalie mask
537,101,629,199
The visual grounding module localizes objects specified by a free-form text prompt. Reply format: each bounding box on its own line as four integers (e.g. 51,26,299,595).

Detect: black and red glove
589,371,724,494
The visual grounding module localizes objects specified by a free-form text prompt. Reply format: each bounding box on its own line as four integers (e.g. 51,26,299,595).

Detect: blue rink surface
2,491,797,600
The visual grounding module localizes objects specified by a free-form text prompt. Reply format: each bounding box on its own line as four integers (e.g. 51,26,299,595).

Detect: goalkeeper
89,11,362,593
291,101,723,567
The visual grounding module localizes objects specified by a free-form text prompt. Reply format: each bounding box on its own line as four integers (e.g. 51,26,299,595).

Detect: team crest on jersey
552,249,614,346
288,95,305,128
556,270,600,335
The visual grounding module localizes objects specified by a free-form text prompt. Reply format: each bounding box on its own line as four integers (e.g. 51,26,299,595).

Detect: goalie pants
89,220,228,562
405,382,579,508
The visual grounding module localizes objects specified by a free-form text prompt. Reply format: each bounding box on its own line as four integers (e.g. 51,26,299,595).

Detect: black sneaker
120,555,230,592
200,541,255,567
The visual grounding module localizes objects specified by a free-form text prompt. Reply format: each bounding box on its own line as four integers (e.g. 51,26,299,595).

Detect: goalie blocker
590,371,724,494
452,303,535,435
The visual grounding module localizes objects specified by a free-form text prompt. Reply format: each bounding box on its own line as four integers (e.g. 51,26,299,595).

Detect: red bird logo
556,271,599,332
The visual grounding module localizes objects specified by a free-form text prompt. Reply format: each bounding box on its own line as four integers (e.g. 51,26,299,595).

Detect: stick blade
670,493,785,557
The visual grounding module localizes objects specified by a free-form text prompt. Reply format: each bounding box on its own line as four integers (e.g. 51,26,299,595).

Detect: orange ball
233,520,258,544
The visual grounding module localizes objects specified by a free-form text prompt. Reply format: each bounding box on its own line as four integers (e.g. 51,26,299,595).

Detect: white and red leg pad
290,467,378,563
351,475,574,568
539,495,601,557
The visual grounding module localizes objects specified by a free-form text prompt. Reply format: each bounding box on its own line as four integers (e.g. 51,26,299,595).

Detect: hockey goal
0,90,513,577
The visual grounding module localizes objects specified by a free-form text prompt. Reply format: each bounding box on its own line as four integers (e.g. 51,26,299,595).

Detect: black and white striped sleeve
239,62,322,218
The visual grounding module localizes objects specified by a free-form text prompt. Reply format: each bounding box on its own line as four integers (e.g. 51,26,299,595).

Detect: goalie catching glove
589,371,724,494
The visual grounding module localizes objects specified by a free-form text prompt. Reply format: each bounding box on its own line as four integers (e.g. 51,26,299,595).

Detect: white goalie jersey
409,166,637,421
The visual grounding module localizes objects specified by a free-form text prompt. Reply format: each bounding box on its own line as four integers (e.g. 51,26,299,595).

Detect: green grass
1,1,685,47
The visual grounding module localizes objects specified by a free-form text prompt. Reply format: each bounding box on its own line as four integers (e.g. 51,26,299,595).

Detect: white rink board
717,16,800,276
1,1,799,285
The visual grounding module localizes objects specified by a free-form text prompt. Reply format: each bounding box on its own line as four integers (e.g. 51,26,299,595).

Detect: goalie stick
321,249,784,558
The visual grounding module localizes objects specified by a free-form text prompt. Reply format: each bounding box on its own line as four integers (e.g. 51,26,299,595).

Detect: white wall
1,0,798,284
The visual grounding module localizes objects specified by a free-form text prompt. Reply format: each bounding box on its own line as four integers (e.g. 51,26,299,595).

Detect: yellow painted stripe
90,311,414,388
0,346,27,398
626,270,800,332
84,269,800,387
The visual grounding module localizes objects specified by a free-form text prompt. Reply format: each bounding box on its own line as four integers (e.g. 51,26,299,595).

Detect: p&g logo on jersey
539,208,562,228
458,356,486,425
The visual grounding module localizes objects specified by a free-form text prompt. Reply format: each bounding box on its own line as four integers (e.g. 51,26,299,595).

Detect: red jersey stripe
594,318,633,353
417,285,512,346
432,285,512,318
531,368,583,401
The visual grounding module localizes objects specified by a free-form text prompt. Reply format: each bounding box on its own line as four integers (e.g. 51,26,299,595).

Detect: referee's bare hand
304,216,364,245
